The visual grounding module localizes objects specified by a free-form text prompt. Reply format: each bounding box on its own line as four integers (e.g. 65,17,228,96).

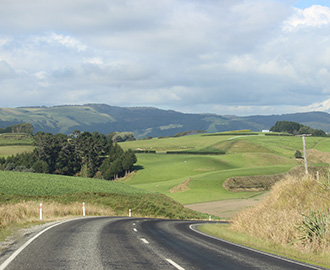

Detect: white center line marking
133,228,137,232
140,238,149,244
166,259,185,270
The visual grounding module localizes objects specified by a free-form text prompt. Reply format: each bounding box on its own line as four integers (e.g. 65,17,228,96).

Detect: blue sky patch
294,0,330,9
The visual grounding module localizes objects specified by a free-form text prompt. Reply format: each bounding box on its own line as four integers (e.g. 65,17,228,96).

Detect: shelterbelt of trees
0,131,137,180
270,121,327,136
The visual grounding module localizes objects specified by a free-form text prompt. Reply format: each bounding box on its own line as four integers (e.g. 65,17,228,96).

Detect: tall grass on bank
0,200,115,241
231,172,330,255
200,173,330,268
0,192,209,242
0,201,114,229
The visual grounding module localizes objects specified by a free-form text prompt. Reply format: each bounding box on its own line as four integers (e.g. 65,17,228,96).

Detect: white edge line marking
189,224,322,270
0,218,84,270
140,238,149,244
166,259,185,270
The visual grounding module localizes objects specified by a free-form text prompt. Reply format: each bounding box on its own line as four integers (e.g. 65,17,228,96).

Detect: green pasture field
0,134,33,146
314,138,330,152
0,134,34,157
0,145,34,157
121,134,233,153
0,170,149,196
123,154,296,204
120,133,330,204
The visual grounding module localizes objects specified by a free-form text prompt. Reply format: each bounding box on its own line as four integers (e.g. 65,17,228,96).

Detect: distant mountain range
0,104,330,138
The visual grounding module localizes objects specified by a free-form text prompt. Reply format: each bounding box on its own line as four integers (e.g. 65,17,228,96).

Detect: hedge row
134,150,157,154
264,133,293,136
166,151,225,155
203,133,259,136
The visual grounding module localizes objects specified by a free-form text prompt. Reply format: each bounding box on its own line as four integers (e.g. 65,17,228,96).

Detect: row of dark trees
0,131,137,180
270,121,327,136
0,123,34,134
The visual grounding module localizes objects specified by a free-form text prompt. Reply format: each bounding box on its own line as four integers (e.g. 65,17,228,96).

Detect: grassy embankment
199,173,330,268
120,132,330,205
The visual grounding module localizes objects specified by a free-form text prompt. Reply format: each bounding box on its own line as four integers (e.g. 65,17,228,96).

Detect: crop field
120,133,330,205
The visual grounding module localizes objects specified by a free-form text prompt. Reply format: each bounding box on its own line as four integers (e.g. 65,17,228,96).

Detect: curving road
0,217,325,270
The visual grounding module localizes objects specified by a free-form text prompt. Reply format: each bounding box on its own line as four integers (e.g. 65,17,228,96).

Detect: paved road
0,217,325,270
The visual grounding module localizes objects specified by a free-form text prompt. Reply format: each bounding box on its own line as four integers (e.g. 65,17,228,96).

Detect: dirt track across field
184,193,268,219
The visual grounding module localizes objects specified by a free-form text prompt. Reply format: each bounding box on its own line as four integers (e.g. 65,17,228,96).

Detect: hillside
119,132,330,206
0,104,330,138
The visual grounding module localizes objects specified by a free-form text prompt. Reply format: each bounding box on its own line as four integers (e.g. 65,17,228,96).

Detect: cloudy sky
1,0,330,116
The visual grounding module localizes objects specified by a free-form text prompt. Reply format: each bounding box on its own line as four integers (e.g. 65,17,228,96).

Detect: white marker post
83,202,86,217
40,203,43,220
209,216,211,221
129,209,131,217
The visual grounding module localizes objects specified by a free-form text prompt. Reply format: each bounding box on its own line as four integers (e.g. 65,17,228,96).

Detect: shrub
296,210,329,245
295,150,303,159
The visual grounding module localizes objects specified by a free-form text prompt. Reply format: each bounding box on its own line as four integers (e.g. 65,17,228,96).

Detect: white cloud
305,98,330,111
0,37,11,47
283,5,330,31
83,57,104,65
34,71,47,80
36,33,87,52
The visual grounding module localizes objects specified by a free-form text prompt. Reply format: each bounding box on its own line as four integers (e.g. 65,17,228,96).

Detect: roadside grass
199,173,330,269
199,223,330,269
0,200,116,243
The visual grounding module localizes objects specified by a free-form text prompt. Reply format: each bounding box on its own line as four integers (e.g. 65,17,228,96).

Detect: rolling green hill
1,104,330,138
119,132,330,204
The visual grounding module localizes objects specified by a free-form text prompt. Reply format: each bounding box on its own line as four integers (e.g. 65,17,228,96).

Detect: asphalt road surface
0,217,325,270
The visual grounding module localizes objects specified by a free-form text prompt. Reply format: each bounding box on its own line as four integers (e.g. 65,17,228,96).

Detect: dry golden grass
0,201,115,230
231,173,330,253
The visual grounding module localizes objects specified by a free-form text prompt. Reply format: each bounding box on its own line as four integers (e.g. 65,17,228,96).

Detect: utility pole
298,134,311,175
